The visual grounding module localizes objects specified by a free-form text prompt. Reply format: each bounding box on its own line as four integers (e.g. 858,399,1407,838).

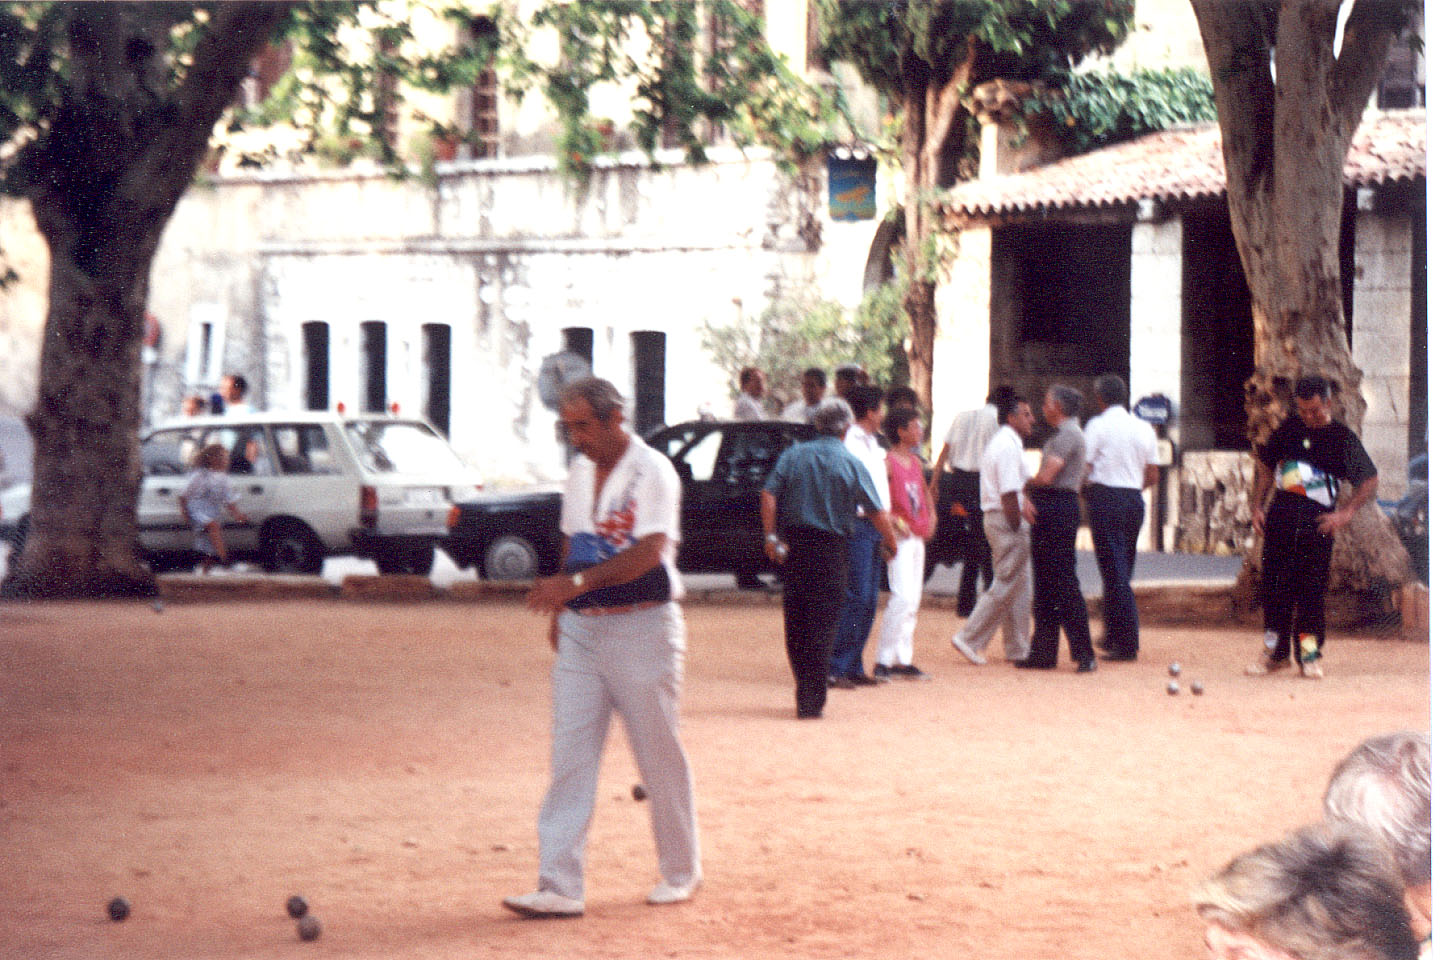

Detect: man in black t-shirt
1248,376,1378,679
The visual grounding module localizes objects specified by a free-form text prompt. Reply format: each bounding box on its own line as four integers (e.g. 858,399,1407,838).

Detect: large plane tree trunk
2,4,290,599
1190,0,1414,612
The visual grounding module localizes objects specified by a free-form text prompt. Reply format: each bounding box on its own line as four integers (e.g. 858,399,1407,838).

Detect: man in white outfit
733,367,767,420
951,394,1035,665
505,377,701,919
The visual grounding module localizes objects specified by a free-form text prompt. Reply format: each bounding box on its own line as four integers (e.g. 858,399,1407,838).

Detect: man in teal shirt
760,397,896,719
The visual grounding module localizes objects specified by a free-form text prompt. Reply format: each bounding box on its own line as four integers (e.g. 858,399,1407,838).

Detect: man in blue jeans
1082,374,1159,662
829,385,892,687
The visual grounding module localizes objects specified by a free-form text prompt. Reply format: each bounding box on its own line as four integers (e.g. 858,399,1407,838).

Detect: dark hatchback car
442,419,815,582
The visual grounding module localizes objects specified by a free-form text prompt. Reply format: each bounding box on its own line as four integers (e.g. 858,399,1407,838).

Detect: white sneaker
646,877,701,905
502,890,584,918
951,632,986,665
1299,660,1324,679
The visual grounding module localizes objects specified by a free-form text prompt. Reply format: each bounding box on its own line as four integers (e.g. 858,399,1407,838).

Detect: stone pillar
1351,211,1414,500
1129,215,1184,550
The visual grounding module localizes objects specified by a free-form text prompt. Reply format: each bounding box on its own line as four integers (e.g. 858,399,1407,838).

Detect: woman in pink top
875,407,937,679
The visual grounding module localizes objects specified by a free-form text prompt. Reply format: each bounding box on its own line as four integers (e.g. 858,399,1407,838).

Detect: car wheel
262,522,324,575
483,534,540,581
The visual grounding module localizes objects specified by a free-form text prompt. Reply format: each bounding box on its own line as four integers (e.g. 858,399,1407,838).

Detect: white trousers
961,512,1032,661
876,535,925,667
536,603,701,901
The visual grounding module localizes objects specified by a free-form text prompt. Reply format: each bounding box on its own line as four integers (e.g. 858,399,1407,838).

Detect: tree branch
1189,0,1276,200
124,2,293,224
1332,0,1416,140
922,34,975,184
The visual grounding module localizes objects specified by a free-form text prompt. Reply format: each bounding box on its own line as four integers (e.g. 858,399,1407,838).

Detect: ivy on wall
1022,67,1216,154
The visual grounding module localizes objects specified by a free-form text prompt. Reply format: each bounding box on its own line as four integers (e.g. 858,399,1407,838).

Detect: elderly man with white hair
1324,731,1432,958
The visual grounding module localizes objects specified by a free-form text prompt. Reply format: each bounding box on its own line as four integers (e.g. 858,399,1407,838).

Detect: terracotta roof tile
943,109,1426,219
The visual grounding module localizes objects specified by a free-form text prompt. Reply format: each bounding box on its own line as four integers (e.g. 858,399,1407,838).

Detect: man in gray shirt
1015,385,1096,673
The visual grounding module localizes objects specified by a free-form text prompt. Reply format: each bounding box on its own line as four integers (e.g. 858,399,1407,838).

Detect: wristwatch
765,533,779,545
571,572,585,590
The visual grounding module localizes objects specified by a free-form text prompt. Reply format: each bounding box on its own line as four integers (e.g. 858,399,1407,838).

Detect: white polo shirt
979,425,1028,512
942,404,1000,471
1083,405,1160,489
845,423,891,514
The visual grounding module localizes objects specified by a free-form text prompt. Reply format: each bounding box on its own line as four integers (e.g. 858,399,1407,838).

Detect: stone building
932,101,1426,554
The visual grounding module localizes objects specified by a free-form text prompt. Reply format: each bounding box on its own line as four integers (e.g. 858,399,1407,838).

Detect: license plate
404,487,444,506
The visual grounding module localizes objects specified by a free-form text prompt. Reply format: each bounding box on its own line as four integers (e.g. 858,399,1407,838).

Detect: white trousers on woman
536,603,701,901
876,535,925,667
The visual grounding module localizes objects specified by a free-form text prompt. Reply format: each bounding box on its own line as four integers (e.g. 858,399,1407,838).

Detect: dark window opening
563,327,594,368
466,17,500,159
423,323,452,435
361,321,388,413
632,331,666,436
302,321,330,411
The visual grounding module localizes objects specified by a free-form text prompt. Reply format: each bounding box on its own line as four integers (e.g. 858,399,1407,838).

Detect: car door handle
247,485,264,495
156,487,173,496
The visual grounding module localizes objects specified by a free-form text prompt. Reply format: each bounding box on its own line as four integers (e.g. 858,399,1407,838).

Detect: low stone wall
1176,450,1255,556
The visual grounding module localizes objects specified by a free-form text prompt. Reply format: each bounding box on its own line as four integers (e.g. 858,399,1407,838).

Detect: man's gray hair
560,376,625,420
810,396,854,437
1194,823,1417,960
1093,373,1128,408
1324,730,1431,889
1048,384,1083,418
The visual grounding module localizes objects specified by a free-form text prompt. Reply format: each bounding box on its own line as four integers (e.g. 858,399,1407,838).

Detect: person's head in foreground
1324,731,1431,946
1195,822,1418,960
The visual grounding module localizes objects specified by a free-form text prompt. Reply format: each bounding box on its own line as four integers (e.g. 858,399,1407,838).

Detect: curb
155,572,1251,626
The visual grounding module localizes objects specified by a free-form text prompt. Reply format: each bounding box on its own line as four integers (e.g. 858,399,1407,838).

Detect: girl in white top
178,443,249,573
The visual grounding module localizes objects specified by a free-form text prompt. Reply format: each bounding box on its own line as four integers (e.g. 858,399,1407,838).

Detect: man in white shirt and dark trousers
1082,374,1160,662
931,386,1015,616
950,394,1036,666
829,385,892,687
505,377,701,918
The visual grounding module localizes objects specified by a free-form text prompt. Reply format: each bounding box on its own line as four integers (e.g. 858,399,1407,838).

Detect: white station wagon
2,412,484,576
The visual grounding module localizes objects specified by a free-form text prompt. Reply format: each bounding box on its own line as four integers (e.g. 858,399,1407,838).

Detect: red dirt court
0,596,1428,959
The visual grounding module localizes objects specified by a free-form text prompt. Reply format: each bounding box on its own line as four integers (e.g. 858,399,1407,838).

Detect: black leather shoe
828,675,855,689
848,673,881,686
1013,658,1057,670
1099,651,1137,662
1076,659,1098,673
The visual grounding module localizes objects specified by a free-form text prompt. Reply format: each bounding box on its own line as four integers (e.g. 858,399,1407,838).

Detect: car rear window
342,421,467,474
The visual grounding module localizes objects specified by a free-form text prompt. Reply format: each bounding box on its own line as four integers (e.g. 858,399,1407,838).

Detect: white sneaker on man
950,631,986,665
502,890,584,918
646,877,701,905
1299,660,1324,679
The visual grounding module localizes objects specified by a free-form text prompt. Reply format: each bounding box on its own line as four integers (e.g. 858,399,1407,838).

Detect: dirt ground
0,595,1429,960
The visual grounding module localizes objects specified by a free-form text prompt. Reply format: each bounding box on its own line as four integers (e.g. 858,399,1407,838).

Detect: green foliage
1021,68,1216,153
505,1,837,182
701,282,908,408
815,0,1134,99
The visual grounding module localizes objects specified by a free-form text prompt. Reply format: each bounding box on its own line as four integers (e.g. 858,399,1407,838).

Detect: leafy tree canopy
817,0,1132,102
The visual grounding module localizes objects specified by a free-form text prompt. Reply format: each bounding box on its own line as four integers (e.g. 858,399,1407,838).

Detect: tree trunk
1191,0,1415,612
1,3,292,599
4,228,156,598
898,53,936,413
